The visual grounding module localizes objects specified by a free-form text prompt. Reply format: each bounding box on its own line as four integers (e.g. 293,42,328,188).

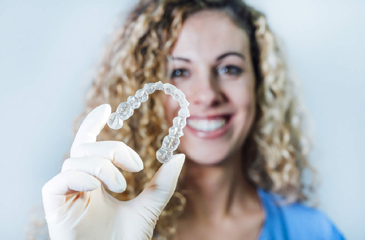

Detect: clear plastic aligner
107,81,190,163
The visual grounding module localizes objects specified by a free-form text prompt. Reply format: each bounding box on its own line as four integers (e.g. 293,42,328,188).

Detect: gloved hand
42,104,185,240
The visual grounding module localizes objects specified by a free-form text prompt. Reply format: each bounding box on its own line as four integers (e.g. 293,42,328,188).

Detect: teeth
187,118,227,132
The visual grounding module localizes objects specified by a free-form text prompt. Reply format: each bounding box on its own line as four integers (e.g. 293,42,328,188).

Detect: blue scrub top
256,187,346,240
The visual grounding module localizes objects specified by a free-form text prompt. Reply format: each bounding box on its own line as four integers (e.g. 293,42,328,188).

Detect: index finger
70,104,111,157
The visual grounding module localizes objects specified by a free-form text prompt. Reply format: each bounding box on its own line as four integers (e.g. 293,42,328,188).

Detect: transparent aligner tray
107,81,189,163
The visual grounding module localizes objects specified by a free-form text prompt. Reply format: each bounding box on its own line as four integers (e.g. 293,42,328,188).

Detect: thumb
134,153,185,222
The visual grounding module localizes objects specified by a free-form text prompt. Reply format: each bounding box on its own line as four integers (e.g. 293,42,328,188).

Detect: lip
185,114,234,139
188,114,231,120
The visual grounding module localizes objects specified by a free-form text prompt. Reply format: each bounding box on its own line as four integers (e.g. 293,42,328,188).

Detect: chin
188,158,225,166
179,147,230,166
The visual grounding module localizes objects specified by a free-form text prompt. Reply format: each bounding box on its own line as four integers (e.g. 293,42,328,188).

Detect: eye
217,65,243,76
171,68,190,78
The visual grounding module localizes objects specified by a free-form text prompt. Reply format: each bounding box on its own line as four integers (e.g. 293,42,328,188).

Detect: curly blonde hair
28,0,316,239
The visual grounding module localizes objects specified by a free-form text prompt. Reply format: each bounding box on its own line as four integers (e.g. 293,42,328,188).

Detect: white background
0,0,364,239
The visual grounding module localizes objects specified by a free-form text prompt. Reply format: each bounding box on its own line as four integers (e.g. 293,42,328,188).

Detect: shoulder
258,188,346,240
281,201,345,239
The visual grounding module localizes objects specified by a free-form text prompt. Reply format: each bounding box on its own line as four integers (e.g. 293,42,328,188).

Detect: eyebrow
217,52,245,61
171,57,191,63
171,51,245,63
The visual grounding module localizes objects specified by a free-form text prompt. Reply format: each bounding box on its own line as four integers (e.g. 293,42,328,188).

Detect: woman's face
164,10,256,165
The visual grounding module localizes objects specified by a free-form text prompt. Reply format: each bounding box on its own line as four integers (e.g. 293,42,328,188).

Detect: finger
61,157,127,193
134,154,185,220
71,104,111,157
42,170,100,214
72,141,143,172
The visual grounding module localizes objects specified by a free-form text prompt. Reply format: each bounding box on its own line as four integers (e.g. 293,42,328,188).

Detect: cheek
171,81,194,102
227,81,255,110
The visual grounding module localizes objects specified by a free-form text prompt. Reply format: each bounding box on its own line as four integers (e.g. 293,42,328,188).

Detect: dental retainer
107,81,189,164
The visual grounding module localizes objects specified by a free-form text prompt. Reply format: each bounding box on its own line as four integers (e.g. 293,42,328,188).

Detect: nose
189,70,225,107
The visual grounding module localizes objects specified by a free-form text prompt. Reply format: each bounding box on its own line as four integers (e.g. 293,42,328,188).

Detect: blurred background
0,0,364,239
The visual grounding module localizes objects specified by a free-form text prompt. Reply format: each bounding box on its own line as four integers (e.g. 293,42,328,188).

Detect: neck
179,148,260,224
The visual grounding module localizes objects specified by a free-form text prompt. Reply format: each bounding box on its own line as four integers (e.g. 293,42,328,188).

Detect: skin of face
164,9,256,166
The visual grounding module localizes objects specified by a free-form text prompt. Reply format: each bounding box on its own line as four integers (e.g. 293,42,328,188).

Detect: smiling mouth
186,115,232,132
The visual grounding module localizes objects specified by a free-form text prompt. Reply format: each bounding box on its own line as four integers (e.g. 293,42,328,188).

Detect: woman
40,0,345,239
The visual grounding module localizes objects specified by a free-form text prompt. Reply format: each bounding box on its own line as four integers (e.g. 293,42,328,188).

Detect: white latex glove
42,104,185,240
